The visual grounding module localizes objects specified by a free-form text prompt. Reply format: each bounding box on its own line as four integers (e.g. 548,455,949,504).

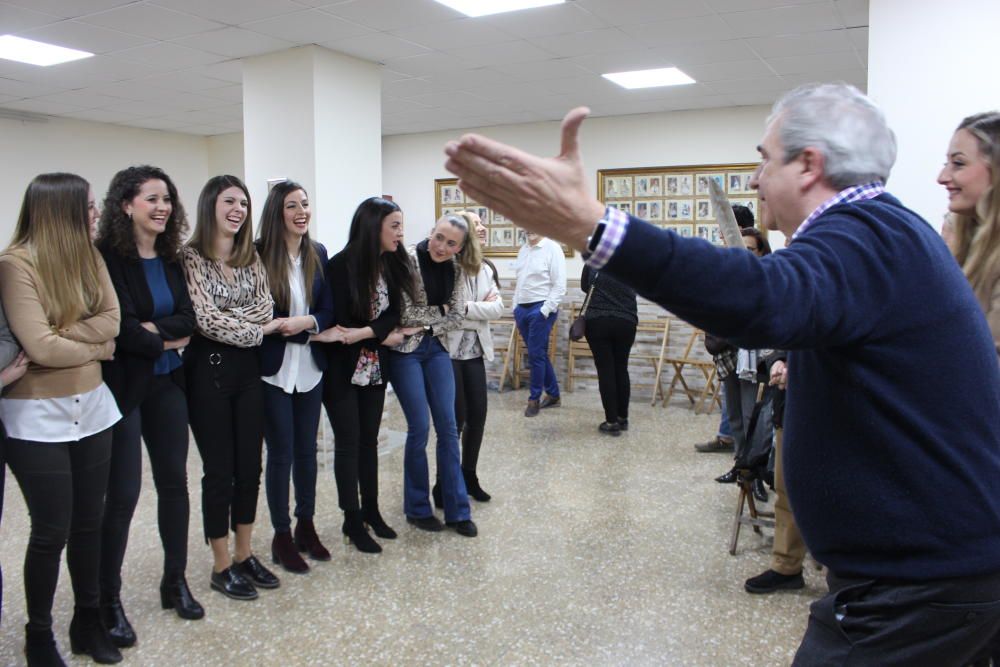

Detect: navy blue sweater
604,194,1000,580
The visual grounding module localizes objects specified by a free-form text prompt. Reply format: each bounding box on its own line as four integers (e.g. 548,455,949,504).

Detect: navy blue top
603,193,1000,581
142,257,181,376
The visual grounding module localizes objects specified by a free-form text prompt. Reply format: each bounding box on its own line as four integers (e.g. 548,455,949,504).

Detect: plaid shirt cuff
584,206,629,270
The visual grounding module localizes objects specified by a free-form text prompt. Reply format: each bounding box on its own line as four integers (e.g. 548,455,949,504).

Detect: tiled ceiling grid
0,0,868,136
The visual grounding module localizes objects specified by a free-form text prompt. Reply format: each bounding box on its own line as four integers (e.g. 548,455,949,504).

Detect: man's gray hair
769,83,897,189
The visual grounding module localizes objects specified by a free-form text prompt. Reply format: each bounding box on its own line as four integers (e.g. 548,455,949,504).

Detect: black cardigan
323,247,400,390
98,244,196,415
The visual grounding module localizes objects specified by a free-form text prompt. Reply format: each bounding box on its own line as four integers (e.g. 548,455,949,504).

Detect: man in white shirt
513,231,566,417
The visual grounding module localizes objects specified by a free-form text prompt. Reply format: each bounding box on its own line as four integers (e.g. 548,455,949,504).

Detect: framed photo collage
434,178,572,257
598,163,760,246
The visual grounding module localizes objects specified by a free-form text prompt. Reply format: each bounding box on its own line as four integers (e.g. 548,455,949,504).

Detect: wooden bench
564,304,671,405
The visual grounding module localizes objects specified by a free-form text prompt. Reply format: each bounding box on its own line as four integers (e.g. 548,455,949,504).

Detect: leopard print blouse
181,246,273,348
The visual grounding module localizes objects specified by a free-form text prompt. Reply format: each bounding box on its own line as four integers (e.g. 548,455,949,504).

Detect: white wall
0,116,210,243
206,133,245,181
868,0,1000,229
382,105,771,278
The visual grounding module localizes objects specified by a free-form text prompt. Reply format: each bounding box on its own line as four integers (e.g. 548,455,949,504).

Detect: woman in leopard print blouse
182,175,282,602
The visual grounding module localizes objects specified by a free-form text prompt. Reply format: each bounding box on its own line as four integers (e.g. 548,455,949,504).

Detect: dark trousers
584,316,636,423
793,569,1000,666
185,340,264,540
323,379,386,513
452,357,488,474
1,434,5,625
5,430,113,631
100,373,191,598
262,381,323,532
514,302,559,401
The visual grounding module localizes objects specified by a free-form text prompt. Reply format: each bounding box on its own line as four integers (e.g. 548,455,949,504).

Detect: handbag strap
580,283,596,317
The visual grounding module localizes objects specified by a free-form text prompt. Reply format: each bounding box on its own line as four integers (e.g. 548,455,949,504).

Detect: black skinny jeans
185,339,264,540
585,316,637,423
5,429,113,631
452,357,488,474
100,373,190,598
323,380,386,513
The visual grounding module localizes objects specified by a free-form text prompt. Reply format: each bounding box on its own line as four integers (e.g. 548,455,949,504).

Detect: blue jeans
262,381,323,532
717,392,732,439
389,336,470,523
514,302,559,401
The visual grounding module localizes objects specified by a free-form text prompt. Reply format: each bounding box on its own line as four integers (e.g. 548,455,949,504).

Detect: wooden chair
512,319,558,389
564,304,671,405
729,470,775,555
662,329,721,413
486,317,518,393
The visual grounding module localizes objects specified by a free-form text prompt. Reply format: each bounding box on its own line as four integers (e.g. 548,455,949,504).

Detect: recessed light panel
0,35,94,67
434,0,565,18
602,67,696,90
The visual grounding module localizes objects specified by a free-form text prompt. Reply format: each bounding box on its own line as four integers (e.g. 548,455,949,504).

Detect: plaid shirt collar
791,182,886,241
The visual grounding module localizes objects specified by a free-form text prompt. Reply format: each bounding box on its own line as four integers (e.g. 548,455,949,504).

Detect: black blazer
323,247,400,390
98,244,196,415
258,241,334,377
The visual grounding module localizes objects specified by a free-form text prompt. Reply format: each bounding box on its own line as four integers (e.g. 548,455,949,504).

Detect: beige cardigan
445,262,504,362
0,248,119,399
981,276,1000,359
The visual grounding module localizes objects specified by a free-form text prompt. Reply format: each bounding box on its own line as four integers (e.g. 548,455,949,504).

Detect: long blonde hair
8,173,103,328
951,112,1000,303
454,211,483,275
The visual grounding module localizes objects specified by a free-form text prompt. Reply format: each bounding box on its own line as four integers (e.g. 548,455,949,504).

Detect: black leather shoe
362,505,398,539
751,477,769,503
598,421,621,436
431,482,443,509
617,418,629,431
744,569,804,594
99,596,135,648
69,606,122,664
446,520,478,537
209,567,257,601
233,555,280,589
160,574,205,620
715,468,739,484
406,515,445,532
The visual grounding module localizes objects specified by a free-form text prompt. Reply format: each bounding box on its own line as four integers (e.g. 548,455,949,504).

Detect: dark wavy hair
344,197,415,321
96,165,188,262
741,226,772,256
187,175,256,267
256,180,320,311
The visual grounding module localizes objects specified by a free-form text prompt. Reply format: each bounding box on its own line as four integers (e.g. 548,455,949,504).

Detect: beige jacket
0,248,119,399
980,275,1000,359
445,262,504,361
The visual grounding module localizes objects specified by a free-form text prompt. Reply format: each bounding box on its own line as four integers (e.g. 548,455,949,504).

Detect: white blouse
262,257,321,394
0,383,121,443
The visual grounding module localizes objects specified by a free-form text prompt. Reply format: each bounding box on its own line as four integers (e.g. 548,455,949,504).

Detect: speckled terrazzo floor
0,389,822,666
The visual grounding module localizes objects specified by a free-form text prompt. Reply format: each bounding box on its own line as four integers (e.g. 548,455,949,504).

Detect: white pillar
242,45,382,250
868,0,1000,228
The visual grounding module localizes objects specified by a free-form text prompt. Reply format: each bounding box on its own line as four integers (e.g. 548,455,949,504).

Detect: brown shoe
539,395,561,409
694,436,735,453
524,399,540,417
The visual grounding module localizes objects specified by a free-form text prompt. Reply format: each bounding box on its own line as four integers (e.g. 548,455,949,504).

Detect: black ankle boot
431,482,443,509
25,627,66,667
463,469,491,502
362,504,397,539
715,468,739,484
98,595,135,648
160,573,205,620
342,510,381,554
69,606,122,664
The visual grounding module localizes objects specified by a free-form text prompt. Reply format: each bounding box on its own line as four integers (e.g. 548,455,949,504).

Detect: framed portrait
490,227,514,248
664,223,694,238
665,174,694,197
728,173,745,194
696,223,722,245
647,176,662,196
618,201,633,215
696,199,713,220
648,200,663,221
696,173,725,196
515,228,527,247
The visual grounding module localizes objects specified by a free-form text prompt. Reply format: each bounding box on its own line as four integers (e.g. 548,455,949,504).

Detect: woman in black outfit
315,197,413,553
95,166,203,649
580,265,637,436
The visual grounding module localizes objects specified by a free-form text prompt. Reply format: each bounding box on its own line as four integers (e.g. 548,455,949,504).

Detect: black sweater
581,265,637,324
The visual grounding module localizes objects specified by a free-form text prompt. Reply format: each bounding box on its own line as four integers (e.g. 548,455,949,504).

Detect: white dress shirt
0,383,121,443
513,237,566,317
262,257,322,394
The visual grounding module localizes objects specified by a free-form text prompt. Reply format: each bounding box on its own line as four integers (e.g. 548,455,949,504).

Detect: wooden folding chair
729,470,775,555
662,329,721,413
487,317,518,393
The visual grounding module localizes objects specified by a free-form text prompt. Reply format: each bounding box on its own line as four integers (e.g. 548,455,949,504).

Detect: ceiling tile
242,9,374,43
766,50,861,76
530,28,637,58
0,3,62,32
444,40,556,68
704,0,826,11
382,51,471,77
3,1,138,20
78,4,225,40
198,59,243,82
152,108,237,125
60,107,146,123
569,49,688,76
655,39,759,67
120,116,193,131
32,88,130,109
618,15,737,48
479,3,608,39
2,97,86,115
720,4,844,39
319,0,462,32
381,76,435,98
745,29,853,58
112,42,228,70
17,19,154,54
322,32,431,62
21,55,153,88
781,67,867,90
423,66,516,89
0,76,64,98
391,17,518,50
681,59,773,82
490,57,591,83
147,0,305,26
574,0,714,26
138,69,242,93
703,74,792,95
198,84,243,102
170,27,296,58
109,99,199,116
833,0,869,27
725,90,785,107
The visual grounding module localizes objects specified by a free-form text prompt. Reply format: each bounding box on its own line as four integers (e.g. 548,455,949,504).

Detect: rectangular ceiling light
434,0,565,18
0,35,93,66
602,67,696,90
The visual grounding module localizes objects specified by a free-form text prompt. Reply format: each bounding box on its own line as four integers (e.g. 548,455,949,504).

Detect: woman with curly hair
95,166,202,649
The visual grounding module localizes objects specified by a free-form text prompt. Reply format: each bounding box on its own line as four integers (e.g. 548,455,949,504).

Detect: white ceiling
0,0,869,136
